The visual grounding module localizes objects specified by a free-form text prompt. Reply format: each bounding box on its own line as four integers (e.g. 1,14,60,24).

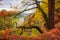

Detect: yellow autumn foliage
55,0,60,9
23,0,60,26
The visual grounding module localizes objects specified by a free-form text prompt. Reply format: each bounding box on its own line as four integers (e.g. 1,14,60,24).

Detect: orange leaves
2,30,7,35
0,28,60,40
1,11,8,16
0,11,8,16
2,28,11,36
0,10,15,16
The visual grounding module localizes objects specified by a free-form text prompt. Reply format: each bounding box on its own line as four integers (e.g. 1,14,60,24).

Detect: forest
0,0,60,40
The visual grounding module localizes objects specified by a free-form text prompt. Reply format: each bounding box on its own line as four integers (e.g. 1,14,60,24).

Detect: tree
0,10,19,30
11,0,55,33
47,0,55,29
0,0,58,33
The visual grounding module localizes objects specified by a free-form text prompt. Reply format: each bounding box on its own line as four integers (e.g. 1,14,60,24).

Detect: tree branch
16,26,43,33
14,1,47,17
34,0,48,23
14,7,37,17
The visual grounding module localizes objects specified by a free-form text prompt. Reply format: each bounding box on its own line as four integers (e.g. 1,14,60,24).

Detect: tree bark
47,0,55,30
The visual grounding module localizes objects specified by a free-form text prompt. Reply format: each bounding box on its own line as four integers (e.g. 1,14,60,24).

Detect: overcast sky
0,0,22,11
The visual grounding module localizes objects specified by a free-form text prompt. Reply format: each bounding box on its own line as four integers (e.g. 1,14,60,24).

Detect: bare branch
15,0,47,16
14,7,37,17
16,26,43,33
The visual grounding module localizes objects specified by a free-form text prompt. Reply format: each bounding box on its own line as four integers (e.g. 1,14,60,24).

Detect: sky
0,0,22,11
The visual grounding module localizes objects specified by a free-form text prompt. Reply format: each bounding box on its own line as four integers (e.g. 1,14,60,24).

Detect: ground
0,28,60,40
